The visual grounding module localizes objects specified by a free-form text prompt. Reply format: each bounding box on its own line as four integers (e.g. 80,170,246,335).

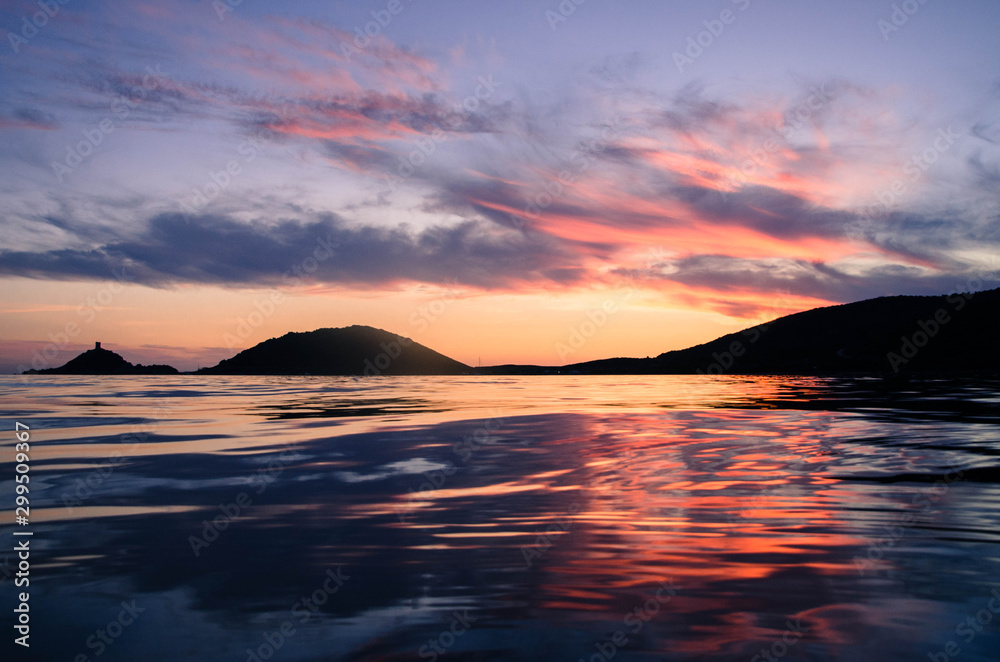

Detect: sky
1,0,999,372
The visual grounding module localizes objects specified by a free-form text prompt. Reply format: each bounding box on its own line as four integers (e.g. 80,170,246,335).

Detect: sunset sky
1,0,999,372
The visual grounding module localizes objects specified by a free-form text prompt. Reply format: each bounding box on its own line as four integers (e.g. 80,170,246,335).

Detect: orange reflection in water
389,395,874,655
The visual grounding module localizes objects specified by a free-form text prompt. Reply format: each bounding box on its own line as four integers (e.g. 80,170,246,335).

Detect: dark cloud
672,184,856,240
652,182,995,269
588,52,644,86
0,212,585,289
251,90,513,147
654,81,738,135
0,107,59,130
622,254,999,304
322,140,395,172
968,152,1000,188
423,176,634,251
971,121,1000,145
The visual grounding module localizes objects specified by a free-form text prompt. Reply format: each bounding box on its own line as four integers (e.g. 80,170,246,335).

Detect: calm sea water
1,375,999,661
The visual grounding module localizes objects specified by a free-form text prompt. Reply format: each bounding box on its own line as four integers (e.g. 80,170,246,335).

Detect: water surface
1,375,998,661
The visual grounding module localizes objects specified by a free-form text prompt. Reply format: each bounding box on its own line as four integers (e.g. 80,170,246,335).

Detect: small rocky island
23,342,179,375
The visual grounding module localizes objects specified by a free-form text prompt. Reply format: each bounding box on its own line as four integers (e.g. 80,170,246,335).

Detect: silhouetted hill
24,343,179,375
561,288,1000,375
197,326,469,376
18,290,1000,377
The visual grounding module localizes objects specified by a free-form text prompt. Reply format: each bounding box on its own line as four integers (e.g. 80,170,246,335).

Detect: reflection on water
1,376,999,661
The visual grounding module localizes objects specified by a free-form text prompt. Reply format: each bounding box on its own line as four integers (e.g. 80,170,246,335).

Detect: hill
24,343,179,375
196,326,469,376
19,289,999,377
560,288,1000,375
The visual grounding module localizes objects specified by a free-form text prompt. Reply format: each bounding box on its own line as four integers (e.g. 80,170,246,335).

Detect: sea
1,375,998,661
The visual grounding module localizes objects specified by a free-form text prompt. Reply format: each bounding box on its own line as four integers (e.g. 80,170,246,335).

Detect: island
196,326,470,376
20,288,1000,376
23,342,179,375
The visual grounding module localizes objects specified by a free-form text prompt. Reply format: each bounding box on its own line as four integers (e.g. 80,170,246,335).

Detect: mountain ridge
19,289,1000,376
557,288,1000,375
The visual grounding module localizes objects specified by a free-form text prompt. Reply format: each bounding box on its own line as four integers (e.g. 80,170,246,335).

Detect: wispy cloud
0,107,58,130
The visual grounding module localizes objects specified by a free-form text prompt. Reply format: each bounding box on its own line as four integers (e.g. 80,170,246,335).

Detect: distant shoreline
16,288,1000,378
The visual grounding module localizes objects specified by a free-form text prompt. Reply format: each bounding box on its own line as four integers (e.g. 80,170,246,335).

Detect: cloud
587,52,644,87
253,89,511,149
0,212,587,290
671,184,854,240
3,3,998,327
0,108,59,131
2,1,503,151
620,253,999,307
968,152,1000,188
